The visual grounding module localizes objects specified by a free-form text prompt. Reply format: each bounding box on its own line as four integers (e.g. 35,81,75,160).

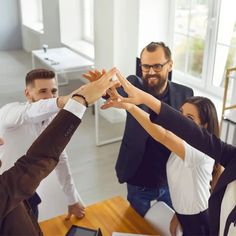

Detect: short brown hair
25,69,55,86
140,42,172,60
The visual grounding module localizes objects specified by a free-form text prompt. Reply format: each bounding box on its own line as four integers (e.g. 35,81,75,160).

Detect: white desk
32,47,94,86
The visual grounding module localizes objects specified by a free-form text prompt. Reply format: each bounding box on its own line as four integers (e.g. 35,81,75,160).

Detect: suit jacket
115,75,193,183
0,109,81,236
151,102,236,236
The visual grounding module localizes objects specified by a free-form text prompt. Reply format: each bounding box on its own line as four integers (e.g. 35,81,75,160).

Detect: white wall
113,0,139,76
138,0,170,53
20,0,171,73
94,0,115,69
0,0,22,50
21,0,62,52
94,0,170,76
59,0,82,43
41,0,61,48
94,0,139,76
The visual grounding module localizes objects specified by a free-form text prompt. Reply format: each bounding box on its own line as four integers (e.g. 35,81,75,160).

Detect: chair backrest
136,57,172,81
144,201,182,236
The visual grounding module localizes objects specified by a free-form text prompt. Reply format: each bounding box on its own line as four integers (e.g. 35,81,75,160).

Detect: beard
143,74,167,96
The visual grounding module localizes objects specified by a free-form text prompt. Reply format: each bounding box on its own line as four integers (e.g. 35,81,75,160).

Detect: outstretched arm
0,108,82,220
0,67,119,220
127,105,185,159
101,81,185,159
108,70,235,167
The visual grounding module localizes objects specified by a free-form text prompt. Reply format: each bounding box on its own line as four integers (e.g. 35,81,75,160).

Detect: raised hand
101,87,133,110
82,69,105,82
115,71,149,105
77,68,119,105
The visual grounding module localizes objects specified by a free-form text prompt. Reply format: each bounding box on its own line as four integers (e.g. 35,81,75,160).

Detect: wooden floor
0,50,126,221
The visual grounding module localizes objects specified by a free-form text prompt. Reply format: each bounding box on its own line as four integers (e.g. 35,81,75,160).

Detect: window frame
169,0,234,99
81,0,94,43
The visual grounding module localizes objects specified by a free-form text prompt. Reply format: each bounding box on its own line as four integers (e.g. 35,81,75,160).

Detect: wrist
126,103,134,112
145,94,161,114
72,93,89,107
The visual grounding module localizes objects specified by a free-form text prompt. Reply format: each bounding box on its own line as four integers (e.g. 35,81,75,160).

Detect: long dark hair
183,96,222,191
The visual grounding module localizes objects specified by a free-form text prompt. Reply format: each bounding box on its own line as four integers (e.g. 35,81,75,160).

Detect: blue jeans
127,183,172,217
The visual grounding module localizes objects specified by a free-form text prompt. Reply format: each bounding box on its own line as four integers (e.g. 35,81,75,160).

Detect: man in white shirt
0,68,86,219
0,67,119,235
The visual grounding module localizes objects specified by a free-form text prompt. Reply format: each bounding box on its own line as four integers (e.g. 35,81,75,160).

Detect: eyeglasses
141,60,169,73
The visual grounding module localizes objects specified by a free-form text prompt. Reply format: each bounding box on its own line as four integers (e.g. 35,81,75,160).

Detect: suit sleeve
150,102,236,167
0,109,81,219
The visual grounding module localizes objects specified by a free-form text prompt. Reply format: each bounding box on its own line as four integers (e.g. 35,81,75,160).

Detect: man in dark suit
82,42,193,217
115,42,194,216
0,68,118,236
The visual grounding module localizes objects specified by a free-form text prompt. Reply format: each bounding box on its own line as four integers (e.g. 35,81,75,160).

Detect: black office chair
136,57,172,81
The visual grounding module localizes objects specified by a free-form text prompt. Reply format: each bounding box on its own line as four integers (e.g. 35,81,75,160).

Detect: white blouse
167,141,214,214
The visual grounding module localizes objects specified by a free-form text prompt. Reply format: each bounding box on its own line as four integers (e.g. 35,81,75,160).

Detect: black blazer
0,109,81,236
115,75,193,183
151,102,236,236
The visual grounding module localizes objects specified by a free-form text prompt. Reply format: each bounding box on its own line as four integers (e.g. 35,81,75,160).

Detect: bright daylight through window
173,0,236,98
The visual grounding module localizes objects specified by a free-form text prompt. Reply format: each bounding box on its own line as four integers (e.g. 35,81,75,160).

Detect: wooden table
40,196,160,236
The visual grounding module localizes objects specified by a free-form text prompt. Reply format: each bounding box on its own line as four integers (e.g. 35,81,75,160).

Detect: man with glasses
115,42,194,217
82,42,193,217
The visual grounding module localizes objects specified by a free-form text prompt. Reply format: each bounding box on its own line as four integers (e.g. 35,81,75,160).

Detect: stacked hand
78,68,119,105
101,71,147,110
83,69,121,88
83,69,106,82
82,68,149,110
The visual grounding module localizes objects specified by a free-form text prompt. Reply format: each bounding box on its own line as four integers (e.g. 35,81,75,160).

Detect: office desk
39,196,160,236
32,47,94,86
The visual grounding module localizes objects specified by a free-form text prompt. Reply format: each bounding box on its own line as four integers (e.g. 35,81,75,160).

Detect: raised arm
0,67,119,220
0,99,60,129
150,102,236,167
102,86,185,159
109,71,236,167
0,108,81,220
127,105,185,159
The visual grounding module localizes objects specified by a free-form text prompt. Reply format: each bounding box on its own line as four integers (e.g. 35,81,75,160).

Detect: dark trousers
176,209,209,236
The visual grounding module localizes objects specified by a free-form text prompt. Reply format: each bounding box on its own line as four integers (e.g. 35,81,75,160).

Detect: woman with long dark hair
103,71,235,236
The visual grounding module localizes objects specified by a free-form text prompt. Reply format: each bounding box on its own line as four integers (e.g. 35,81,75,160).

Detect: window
20,0,44,33
171,0,236,99
59,0,94,59
82,0,94,43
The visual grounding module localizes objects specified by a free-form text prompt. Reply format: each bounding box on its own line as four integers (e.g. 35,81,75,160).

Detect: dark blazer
0,109,81,236
115,75,193,183
151,102,236,236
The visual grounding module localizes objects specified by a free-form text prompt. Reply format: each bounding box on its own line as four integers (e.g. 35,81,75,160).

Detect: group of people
0,41,236,236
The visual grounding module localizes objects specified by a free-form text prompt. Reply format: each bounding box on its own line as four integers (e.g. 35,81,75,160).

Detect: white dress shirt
167,141,214,214
0,98,85,205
